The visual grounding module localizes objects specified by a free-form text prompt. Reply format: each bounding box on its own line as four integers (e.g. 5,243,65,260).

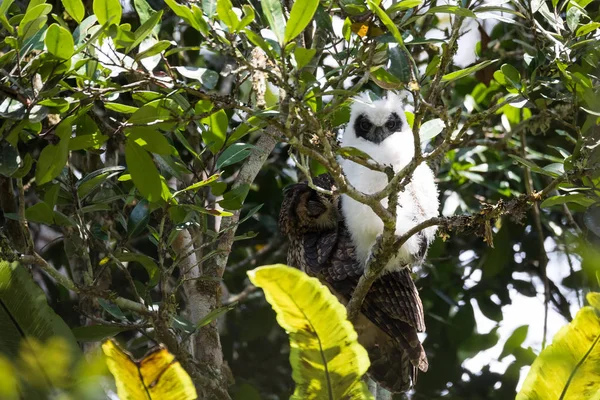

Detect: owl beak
373,126,386,142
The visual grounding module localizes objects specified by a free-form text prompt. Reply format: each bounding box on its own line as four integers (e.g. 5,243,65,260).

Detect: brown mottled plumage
279,175,427,393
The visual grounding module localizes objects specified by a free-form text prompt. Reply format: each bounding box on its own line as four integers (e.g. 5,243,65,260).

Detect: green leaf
61,0,85,23
237,4,255,31
216,0,240,31
387,0,423,13
499,325,529,360
135,40,172,60
420,118,444,143
261,0,286,45
427,5,477,17
72,325,131,342
36,119,72,185
0,261,81,360
219,184,250,210
93,0,122,26
0,141,19,177
69,133,109,151
173,174,220,197
196,302,237,329
284,0,319,43
19,4,51,41
203,0,217,18
128,127,172,155
164,0,208,34
125,140,162,202
425,54,440,77
77,166,125,199
517,300,600,400
45,23,74,59
115,251,159,286
367,0,404,45
293,47,316,70
25,202,55,225
126,9,163,53
442,59,498,82
501,63,521,87
201,109,228,154
216,143,254,169
576,22,600,36
508,155,559,177
127,199,150,238
584,207,600,237
247,265,373,400
541,193,594,208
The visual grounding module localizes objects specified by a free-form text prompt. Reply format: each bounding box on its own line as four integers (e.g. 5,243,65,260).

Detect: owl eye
359,119,372,132
385,118,399,131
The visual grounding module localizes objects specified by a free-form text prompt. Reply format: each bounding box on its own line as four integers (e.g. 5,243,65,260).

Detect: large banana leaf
248,264,373,400
517,292,600,400
0,260,80,359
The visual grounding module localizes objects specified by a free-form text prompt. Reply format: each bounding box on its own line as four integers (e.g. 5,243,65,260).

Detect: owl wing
280,174,428,393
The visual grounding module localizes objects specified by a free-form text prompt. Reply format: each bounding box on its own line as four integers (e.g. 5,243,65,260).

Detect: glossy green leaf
0,141,19,177
219,184,250,210
135,40,172,60
77,166,125,199
442,59,498,82
203,0,217,18
576,22,600,36
128,127,172,155
93,0,122,26
125,140,162,202
216,0,240,31
115,251,159,286
36,120,72,185
201,109,228,154
420,118,445,143
541,193,595,208
25,202,54,225
45,24,74,59
284,0,319,43
261,0,285,45
387,0,423,13
517,296,600,400
427,5,477,17
293,47,316,70
247,265,373,400
61,0,85,23
164,0,208,34
196,302,237,329
367,0,404,45
173,174,220,198
126,9,163,53
216,143,254,169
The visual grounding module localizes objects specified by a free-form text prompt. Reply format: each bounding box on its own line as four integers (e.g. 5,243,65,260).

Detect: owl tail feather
366,338,427,393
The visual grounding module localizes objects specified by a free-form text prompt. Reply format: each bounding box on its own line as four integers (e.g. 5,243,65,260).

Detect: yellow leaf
247,264,373,400
517,298,600,400
102,339,197,400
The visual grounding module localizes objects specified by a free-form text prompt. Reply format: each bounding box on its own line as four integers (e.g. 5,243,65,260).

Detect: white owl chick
340,92,439,272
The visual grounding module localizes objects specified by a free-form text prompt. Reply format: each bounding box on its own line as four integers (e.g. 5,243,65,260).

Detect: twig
520,130,550,349
19,253,151,316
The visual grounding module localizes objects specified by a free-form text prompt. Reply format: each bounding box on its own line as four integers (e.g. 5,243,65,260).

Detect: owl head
345,92,410,144
279,176,339,235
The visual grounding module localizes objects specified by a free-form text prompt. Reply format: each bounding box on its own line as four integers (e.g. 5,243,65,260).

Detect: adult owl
279,93,439,392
